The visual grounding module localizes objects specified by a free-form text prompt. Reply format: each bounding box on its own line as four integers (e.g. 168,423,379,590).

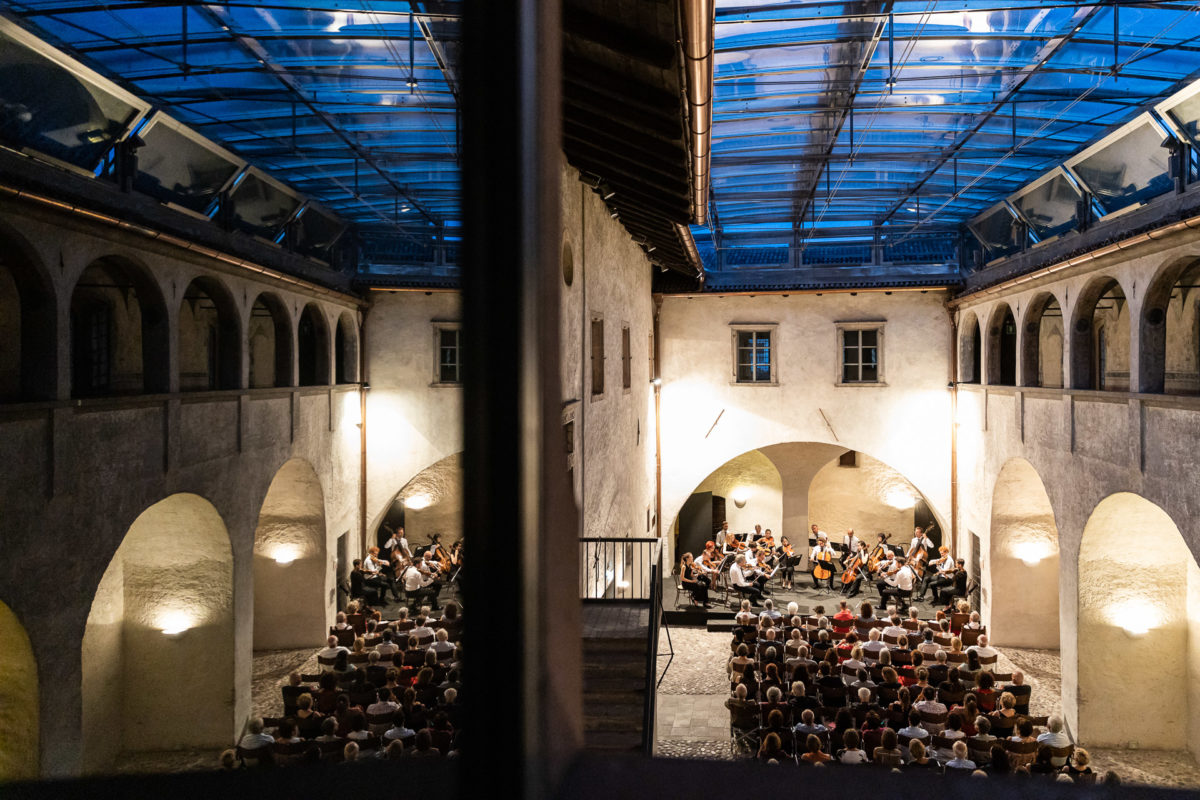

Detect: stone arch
1069,275,1128,391
668,442,941,564
81,493,234,773
253,458,327,649
374,451,463,554
248,292,294,388
986,458,1059,648
985,301,1017,386
178,275,242,391
0,600,38,781
1076,493,1200,752
69,255,169,396
335,311,359,384
1020,292,1064,388
1139,257,1200,395
0,222,56,401
959,310,981,383
297,303,330,386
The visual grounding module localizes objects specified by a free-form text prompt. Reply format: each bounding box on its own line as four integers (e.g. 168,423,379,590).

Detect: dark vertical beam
462,2,578,799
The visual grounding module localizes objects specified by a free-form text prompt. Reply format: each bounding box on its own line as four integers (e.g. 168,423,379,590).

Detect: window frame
590,315,605,398
836,321,886,386
729,323,778,386
621,324,632,392
431,322,462,387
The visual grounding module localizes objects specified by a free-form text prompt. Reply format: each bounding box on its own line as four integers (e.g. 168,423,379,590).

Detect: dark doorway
914,499,939,548
999,308,1017,385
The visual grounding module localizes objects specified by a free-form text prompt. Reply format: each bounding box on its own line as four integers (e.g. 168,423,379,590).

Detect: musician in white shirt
916,546,955,601
880,560,916,610
730,554,766,603
841,528,862,569
809,535,836,591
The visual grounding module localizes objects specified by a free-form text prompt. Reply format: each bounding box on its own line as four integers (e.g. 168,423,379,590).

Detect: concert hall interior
6,1,1200,796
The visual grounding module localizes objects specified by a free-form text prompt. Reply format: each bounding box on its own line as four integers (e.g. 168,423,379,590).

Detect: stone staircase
582,620,651,753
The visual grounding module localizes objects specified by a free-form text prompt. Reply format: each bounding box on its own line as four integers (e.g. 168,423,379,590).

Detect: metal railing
579,537,661,600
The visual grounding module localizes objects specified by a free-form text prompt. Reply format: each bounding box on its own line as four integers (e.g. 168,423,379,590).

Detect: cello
812,541,833,582
841,549,865,586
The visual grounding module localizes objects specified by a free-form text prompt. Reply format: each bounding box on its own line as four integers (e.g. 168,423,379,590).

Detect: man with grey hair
1037,715,1072,767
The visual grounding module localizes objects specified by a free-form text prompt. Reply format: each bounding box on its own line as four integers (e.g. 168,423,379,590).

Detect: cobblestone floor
654,623,1200,787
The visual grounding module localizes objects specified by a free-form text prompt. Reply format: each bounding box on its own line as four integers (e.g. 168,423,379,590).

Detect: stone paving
654,622,1200,788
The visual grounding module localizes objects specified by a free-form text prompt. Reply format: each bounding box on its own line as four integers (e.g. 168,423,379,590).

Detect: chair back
966,736,993,764
347,613,366,634
1004,738,1039,756
977,653,998,667
930,733,958,754
902,619,921,631
919,709,948,727
950,613,969,633
882,632,903,646
348,652,370,664
332,628,356,647
317,738,349,762
945,651,967,664
317,654,338,667
960,628,984,647
236,745,274,767
1045,744,1074,762
272,740,308,764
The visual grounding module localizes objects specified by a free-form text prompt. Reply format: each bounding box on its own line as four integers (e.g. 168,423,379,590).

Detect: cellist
840,540,871,598
810,532,836,591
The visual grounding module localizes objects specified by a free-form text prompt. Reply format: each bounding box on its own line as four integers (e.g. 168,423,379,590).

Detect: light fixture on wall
274,547,298,566
159,611,192,637
651,377,662,387
404,493,433,510
1012,541,1049,567
731,487,750,508
1110,599,1158,638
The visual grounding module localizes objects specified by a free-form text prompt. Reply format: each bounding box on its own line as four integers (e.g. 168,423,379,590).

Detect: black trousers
880,586,912,610
811,570,834,590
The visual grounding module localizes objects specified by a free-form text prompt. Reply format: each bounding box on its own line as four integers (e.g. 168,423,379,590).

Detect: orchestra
702,520,948,613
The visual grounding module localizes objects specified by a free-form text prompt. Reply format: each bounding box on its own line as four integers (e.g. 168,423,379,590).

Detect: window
621,326,631,390
732,327,775,383
839,450,857,468
590,318,604,395
434,324,461,385
839,324,883,384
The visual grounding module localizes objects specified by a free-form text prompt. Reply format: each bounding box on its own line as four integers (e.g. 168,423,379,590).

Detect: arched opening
70,257,169,397
1077,493,1200,754
253,459,327,649
81,494,234,773
985,303,1017,386
0,230,56,401
297,303,330,386
1140,258,1200,395
335,312,358,384
375,452,463,555
670,442,938,569
0,600,38,781
1020,293,1063,388
958,312,981,383
248,293,293,388
987,459,1059,648
178,276,241,391
1070,277,1128,391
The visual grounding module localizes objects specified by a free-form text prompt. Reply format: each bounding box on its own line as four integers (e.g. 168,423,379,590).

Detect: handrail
578,537,661,600
643,542,662,756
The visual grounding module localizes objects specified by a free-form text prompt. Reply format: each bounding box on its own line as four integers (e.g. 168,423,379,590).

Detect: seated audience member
725,683,758,730
946,740,976,770
274,718,302,744
837,729,869,765
801,734,831,764
429,628,457,660
411,613,436,642
937,711,966,759
758,732,788,763
792,708,826,738
318,635,350,662
968,634,998,661
342,741,360,763
1001,670,1031,715
974,671,997,712
367,688,399,720
315,717,340,742
898,710,929,744
408,730,442,758
375,630,400,656
294,693,324,738
969,716,995,766
345,710,371,741
1037,716,1072,768
788,681,820,715
991,692,1018,734
873,728,904,769
989,744,1012,776
219,749,240,771
914,687,947,734
333,611,352,630
440,687,463,729
316,672,340,714
238,718,275,750
1008,717,1038,769
365,651,388,686
862,627,887,660
906,739,935,769
384,711,416,743
401,687,429,731
1061,748,1094,782
964,611,982,629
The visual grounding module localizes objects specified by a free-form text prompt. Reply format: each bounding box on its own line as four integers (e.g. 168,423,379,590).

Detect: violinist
730,554,766,603
810,533,836,591
872,549,898,602
716,521,734,553
880,558,917,611
916,546,954,602
778,536,797,590
840,540,871,598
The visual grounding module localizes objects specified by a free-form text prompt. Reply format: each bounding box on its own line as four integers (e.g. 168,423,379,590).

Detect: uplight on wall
159,610,193,637
1109,598,1161,637
1012,541,1052,567
273,546,299,566
731,488,750,508
404,493,433,510
883,486,918,510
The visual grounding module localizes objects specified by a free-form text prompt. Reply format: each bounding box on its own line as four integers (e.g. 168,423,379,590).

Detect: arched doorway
253,459,327,649
959,311,981,384
178,276,242,391
987,459,1059,648
335,312,358,384
297,303,330,386
248,293,293,388
0,600,38,781
1076,493,1199,751
985,303,1017,386
69,257,169,397
1140,258,1200,395
1070,277,1128,391
375,452,463,555
81,494,234,773
0,228,56,401
1021,293,1063,388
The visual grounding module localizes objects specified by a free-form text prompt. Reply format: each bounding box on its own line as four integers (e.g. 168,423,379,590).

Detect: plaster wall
395,452,463,547
954,227,1200,749
658,291,954,566
362,290,462,543
559,162,657,540
808,453,920,543
0,601,37,782
687,449,783,537
0,199,362,777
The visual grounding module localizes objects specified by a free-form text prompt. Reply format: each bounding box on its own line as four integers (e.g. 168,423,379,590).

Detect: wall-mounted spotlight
651,377,662,387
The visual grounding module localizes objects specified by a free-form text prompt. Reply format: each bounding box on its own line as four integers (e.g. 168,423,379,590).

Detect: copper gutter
682,0,714,225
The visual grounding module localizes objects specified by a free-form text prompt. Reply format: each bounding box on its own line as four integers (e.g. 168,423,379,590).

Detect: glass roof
697,0,1200,278
4,0,461,267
